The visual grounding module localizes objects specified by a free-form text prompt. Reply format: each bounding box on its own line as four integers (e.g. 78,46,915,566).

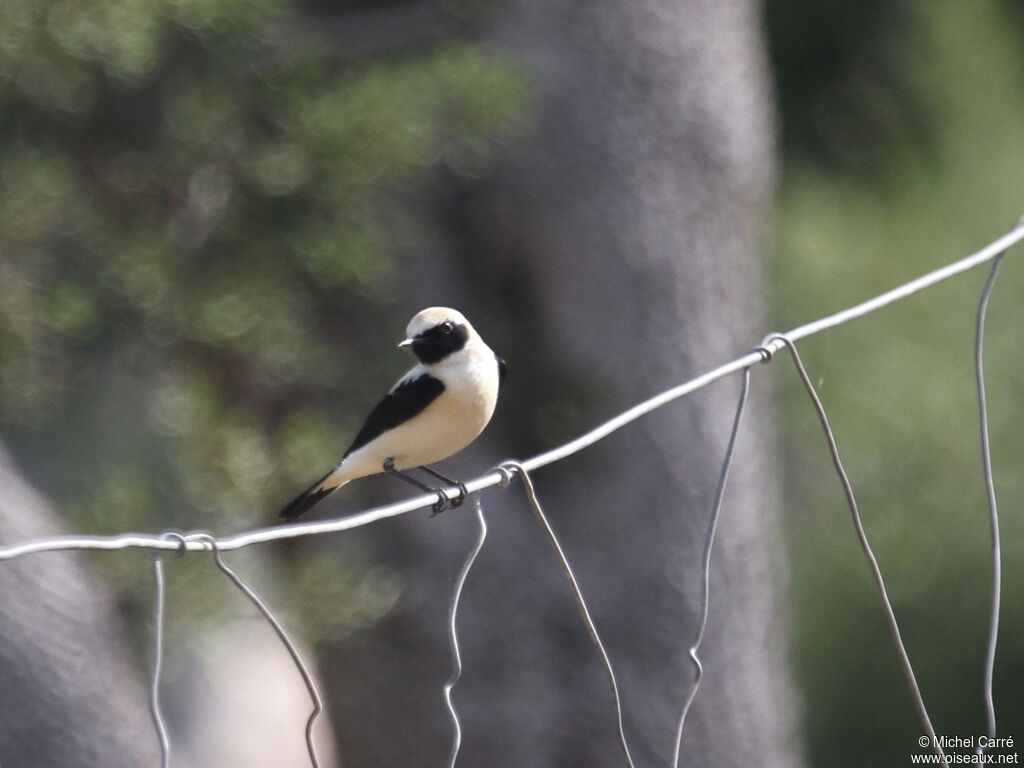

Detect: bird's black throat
410,322,469,364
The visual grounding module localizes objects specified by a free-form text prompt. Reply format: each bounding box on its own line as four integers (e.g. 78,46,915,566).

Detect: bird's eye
439,321,454,334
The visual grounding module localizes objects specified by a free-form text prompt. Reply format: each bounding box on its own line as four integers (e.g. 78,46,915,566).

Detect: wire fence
1,219,1022,768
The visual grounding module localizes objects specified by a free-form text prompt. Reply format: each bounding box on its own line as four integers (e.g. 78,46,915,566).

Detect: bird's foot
449,480,469,508
383,457,458,515
419,465,469,514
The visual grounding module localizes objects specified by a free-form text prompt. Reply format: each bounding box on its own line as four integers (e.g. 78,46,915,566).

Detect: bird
278,307,506,520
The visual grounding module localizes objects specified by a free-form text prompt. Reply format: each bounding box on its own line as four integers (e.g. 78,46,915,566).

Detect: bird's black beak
398,336,416,348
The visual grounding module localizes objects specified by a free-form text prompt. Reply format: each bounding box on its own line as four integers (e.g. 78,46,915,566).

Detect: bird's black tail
278,470,343,521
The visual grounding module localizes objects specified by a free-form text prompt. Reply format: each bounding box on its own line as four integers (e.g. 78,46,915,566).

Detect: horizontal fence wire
0,218,1021,768
1,220,1021,563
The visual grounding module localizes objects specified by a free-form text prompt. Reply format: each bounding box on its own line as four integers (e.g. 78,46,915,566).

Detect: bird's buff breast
343,357,498,476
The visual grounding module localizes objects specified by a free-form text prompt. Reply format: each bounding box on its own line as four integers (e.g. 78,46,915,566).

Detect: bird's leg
383,457,449,514
418,465,469,509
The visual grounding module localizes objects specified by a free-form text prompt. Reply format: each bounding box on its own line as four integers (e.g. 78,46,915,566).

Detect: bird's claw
429,481,468,515
430,491,448,516
448,480,469,508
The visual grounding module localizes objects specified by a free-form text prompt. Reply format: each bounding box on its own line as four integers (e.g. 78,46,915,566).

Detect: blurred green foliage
0,0,523,521
0,0,524,635
770,0,1024,763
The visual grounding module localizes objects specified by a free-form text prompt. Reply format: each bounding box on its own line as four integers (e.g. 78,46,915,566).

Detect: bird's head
399,307,475,364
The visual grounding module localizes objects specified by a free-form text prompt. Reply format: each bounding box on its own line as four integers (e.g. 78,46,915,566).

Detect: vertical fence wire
194,535,324,768
770,333,949,768
443,495,488,768
499,461,637,768
150,552,172,768
671,366,752,766
974,249,1006,754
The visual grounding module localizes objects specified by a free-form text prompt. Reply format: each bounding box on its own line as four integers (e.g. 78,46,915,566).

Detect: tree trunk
324,0,801,765
0,441,163,768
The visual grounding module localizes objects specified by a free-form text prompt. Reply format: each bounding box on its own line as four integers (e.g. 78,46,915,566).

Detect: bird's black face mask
410,321,469,364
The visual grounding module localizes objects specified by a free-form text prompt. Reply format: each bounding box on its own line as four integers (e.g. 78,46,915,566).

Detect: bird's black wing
344,373,446,456
278,373,445,521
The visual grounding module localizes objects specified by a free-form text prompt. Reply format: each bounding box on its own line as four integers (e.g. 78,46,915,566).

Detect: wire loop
752,334,781,363
160,530,188,557
492,462,520,490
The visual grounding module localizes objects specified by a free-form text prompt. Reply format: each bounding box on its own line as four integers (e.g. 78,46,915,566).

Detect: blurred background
0,0,1022,766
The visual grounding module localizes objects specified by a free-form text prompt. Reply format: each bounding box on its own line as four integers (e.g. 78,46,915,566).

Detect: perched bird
279,307,506,520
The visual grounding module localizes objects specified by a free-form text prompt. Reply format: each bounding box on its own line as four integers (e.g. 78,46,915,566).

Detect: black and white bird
279,307,506,520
